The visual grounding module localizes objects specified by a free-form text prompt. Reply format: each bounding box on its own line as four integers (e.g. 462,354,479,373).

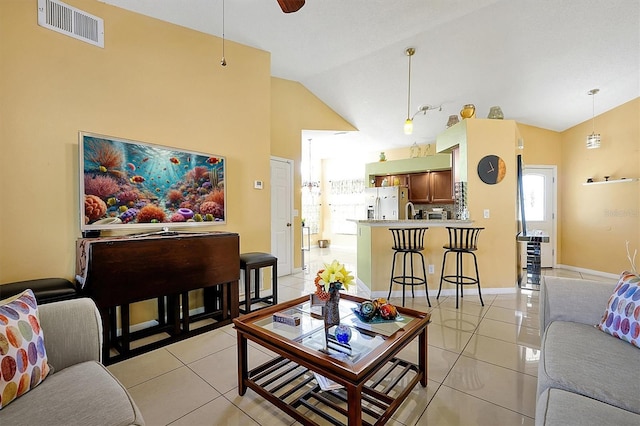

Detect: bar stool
437,227,484,309
240,252,278,314
387,228,431,307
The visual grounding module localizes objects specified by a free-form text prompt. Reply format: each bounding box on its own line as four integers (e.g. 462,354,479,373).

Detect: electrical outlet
483,209,490,219
428,264,435,274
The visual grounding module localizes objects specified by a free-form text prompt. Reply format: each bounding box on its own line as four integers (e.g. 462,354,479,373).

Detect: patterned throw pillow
596,271,640,348
0,289,51,409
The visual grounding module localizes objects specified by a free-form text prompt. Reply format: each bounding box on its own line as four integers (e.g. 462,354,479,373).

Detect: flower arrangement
314,260,354,301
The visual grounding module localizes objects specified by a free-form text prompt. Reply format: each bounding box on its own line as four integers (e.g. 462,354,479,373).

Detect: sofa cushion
536,388,640,426
0,290,50,409
596,271,640,348
0,360,144,425
538,320,640,415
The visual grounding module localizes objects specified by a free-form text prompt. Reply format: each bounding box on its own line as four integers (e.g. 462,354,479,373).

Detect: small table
76,232,240,364
233,294,430,425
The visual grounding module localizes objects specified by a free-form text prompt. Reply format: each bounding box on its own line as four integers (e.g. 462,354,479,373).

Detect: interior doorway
270,157,293,276
521,165,557,268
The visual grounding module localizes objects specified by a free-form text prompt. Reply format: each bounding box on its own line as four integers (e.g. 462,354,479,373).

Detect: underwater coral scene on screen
80,132,226,231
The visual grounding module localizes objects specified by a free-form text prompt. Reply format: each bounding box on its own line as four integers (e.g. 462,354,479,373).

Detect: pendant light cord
220,0,227,66
591,90,595,133
407,52,412,120
589,88,599,133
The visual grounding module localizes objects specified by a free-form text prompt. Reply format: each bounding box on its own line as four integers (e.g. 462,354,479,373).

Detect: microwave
426,211,448,220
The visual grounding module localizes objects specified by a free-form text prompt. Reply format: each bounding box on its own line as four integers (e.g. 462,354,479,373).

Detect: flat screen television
79,131,226,234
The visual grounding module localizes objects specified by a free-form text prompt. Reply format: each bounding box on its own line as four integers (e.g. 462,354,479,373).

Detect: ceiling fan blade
277,0,305,13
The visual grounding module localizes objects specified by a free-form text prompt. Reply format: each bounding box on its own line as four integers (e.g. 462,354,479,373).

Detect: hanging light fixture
404,47,415,135
306,138,313,191
586,88,601,149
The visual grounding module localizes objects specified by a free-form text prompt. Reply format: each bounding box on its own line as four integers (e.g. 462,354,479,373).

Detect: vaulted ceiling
100,0,639,158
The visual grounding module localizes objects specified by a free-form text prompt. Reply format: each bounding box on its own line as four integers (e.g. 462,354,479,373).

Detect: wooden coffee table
233,294,430,425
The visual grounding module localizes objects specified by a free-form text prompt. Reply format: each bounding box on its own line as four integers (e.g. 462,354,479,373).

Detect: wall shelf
583,178,639,186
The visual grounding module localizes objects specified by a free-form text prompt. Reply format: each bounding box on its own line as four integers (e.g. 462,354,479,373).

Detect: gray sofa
0,297,144,426
536,276,640,426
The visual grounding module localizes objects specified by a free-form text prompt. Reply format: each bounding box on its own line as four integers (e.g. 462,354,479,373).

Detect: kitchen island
352,219,473,298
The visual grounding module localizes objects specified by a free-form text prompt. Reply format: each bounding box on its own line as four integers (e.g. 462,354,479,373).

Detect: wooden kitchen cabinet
408,170,453,204
408,173,429,202
430,169,454,203
374,174,408,187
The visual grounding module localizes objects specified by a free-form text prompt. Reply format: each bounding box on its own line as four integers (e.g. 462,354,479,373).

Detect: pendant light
403,48,415,135
306,138,313,191
586,88,600,149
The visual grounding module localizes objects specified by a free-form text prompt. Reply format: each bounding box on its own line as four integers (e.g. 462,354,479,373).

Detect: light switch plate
254,180,263,189
483,209,490,218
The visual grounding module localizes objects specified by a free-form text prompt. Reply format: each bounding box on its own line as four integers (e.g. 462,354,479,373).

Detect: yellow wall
0,1,350,289
559,98,639,273
518,124,562,166
464,119,520,287
270,77,356,267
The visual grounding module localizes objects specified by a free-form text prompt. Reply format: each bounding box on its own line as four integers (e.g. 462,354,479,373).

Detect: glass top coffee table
233,293,431,425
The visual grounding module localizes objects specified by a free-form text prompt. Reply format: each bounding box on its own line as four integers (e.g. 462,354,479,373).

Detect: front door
271,157,293,276
522,166,557,268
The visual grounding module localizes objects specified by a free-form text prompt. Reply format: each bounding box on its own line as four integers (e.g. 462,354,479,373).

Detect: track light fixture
410,104,443,120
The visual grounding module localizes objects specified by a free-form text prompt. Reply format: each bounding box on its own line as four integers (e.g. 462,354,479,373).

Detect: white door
522,166,557,267
271,157,293,276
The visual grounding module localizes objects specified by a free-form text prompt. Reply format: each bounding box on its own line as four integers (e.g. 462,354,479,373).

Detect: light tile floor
108,247,615,425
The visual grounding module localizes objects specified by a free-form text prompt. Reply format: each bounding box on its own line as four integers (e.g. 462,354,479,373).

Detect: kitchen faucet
405,202,415,220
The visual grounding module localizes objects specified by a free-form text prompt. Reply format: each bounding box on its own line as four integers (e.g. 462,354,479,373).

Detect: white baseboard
555,264,619,280
374,287,516,299
357,277,517,300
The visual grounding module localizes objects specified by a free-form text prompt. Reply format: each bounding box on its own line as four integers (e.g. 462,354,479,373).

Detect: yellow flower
317,259,353,292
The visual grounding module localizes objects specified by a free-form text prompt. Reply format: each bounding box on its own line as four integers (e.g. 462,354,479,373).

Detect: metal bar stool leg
388,251,399,301
418,251,431,307
455,251,464,308
410,251,416,298
402,251,409,307
472,251,484,306
437,250,450,300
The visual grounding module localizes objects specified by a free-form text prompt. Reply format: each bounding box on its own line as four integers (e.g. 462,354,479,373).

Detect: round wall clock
477,155,506,184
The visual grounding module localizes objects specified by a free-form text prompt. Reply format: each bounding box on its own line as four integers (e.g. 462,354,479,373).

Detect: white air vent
37,0,104,48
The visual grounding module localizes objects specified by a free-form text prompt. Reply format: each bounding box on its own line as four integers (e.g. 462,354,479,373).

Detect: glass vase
324,283,341,328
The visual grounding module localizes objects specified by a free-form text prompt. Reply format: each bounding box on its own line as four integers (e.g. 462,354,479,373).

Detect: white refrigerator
364,186,409,220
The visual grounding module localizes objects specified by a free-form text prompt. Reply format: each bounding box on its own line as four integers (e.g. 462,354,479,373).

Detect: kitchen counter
354,219,474,298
